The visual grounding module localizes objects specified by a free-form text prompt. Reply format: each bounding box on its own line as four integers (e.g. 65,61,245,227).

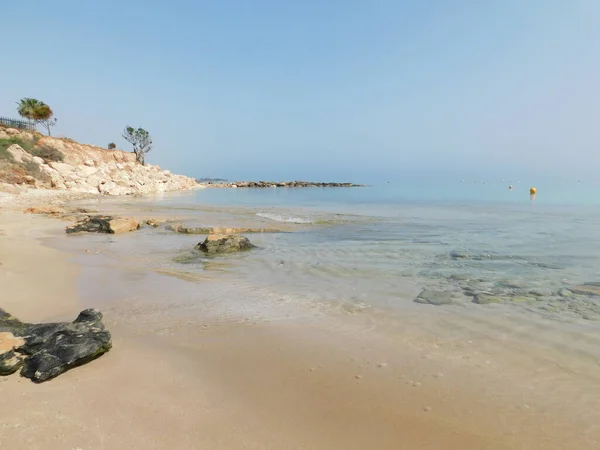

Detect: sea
61,179,600,329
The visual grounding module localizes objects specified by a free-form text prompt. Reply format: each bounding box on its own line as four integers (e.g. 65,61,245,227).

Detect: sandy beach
1,201,600,450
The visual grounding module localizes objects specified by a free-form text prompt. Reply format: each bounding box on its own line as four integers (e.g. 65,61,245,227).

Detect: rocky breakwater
0,127,198,195
202,180,364,188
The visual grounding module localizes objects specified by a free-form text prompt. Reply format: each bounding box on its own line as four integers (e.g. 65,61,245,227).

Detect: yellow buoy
529,187,537,195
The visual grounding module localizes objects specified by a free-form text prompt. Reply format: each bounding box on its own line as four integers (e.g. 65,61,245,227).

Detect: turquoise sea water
72,181,600,325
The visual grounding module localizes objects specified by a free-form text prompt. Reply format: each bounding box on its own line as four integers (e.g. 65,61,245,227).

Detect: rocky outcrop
0,308,111,382
195,234,255,254
66,215,140,234
0,128,198,196
202,180,364,188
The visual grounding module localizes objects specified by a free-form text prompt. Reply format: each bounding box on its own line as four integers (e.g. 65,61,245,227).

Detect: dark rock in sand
66,215,140,234
196,234,255,254
0,349,23,375
414,289,453,306
0,308,111,382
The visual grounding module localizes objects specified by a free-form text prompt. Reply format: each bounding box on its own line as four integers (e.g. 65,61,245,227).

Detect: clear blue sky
2,0,599,182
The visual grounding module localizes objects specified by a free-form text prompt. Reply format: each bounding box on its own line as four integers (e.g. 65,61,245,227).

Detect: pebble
433,372,444,378
355,374,363,380
413,382,421,387
309,368,315,372
423,406,432,412
377,362,388,368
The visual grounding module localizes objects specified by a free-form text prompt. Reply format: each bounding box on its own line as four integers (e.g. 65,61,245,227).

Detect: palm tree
16,98,44,122
16,98,57,135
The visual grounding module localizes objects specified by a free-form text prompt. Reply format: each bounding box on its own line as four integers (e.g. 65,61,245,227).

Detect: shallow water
67,183,600,326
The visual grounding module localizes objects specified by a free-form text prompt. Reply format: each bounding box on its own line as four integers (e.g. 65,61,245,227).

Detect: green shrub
0,137,63,164
3,136,35,152
29,144,64,162
21,160,50,182
0,142,14,161
0,137,35,158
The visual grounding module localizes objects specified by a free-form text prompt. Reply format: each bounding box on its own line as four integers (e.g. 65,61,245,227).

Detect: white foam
256,212,312,224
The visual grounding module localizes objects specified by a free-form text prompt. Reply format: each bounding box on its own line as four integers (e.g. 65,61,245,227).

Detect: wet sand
1,210,600,449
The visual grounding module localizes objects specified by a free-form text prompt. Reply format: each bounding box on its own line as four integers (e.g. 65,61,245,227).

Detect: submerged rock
557,288,573,298
0,308,111,382
473,294,503,305
196,234,255,254
66,215,140,234
414,289,453,306
511,296,537,304
569,285,600,296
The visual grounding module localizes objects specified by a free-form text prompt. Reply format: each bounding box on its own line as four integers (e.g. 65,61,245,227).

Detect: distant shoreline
197,180,365,188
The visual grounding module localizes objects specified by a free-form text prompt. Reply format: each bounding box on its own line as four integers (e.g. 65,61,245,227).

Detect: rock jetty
201,180,364,188
0,308,111,382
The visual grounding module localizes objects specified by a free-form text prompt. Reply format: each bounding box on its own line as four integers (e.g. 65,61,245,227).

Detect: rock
66,215,140,234
99,180,129,196
23,175,36,185
569,285,600,296
527,289,548,297
496,280,527,289
449,274,471,281
414,289,453,306
0,332,26,375
473,294,503,304
0,308,111,382
195,234,255,254
7,144,33,163
557,288,573,298
77,165,99,177
84,159,95,167
511,296,536,303
24,206,66,217
450,251,473,260
0,349,24,375
31,156,45,165
48,161,74,174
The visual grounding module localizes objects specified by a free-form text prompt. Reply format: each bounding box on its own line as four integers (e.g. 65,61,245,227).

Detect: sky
2,0,599,183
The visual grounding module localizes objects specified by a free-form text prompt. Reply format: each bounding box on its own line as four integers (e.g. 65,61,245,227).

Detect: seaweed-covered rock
0,332,26,375
414,290,453,306
195,234,255,254
0,308,111,382
473,294,503,305
66,215,140,234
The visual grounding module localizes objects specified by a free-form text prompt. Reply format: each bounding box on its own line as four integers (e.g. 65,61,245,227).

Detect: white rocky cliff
0,128,198,195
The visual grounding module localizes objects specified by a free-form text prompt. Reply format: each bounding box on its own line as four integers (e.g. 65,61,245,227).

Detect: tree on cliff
122,126,152,165
16,98,58,136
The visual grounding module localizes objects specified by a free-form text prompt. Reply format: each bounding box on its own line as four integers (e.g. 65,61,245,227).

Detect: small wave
256,212,312,224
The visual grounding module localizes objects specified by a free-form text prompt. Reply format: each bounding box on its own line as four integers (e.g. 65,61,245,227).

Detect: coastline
1,196,600,449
